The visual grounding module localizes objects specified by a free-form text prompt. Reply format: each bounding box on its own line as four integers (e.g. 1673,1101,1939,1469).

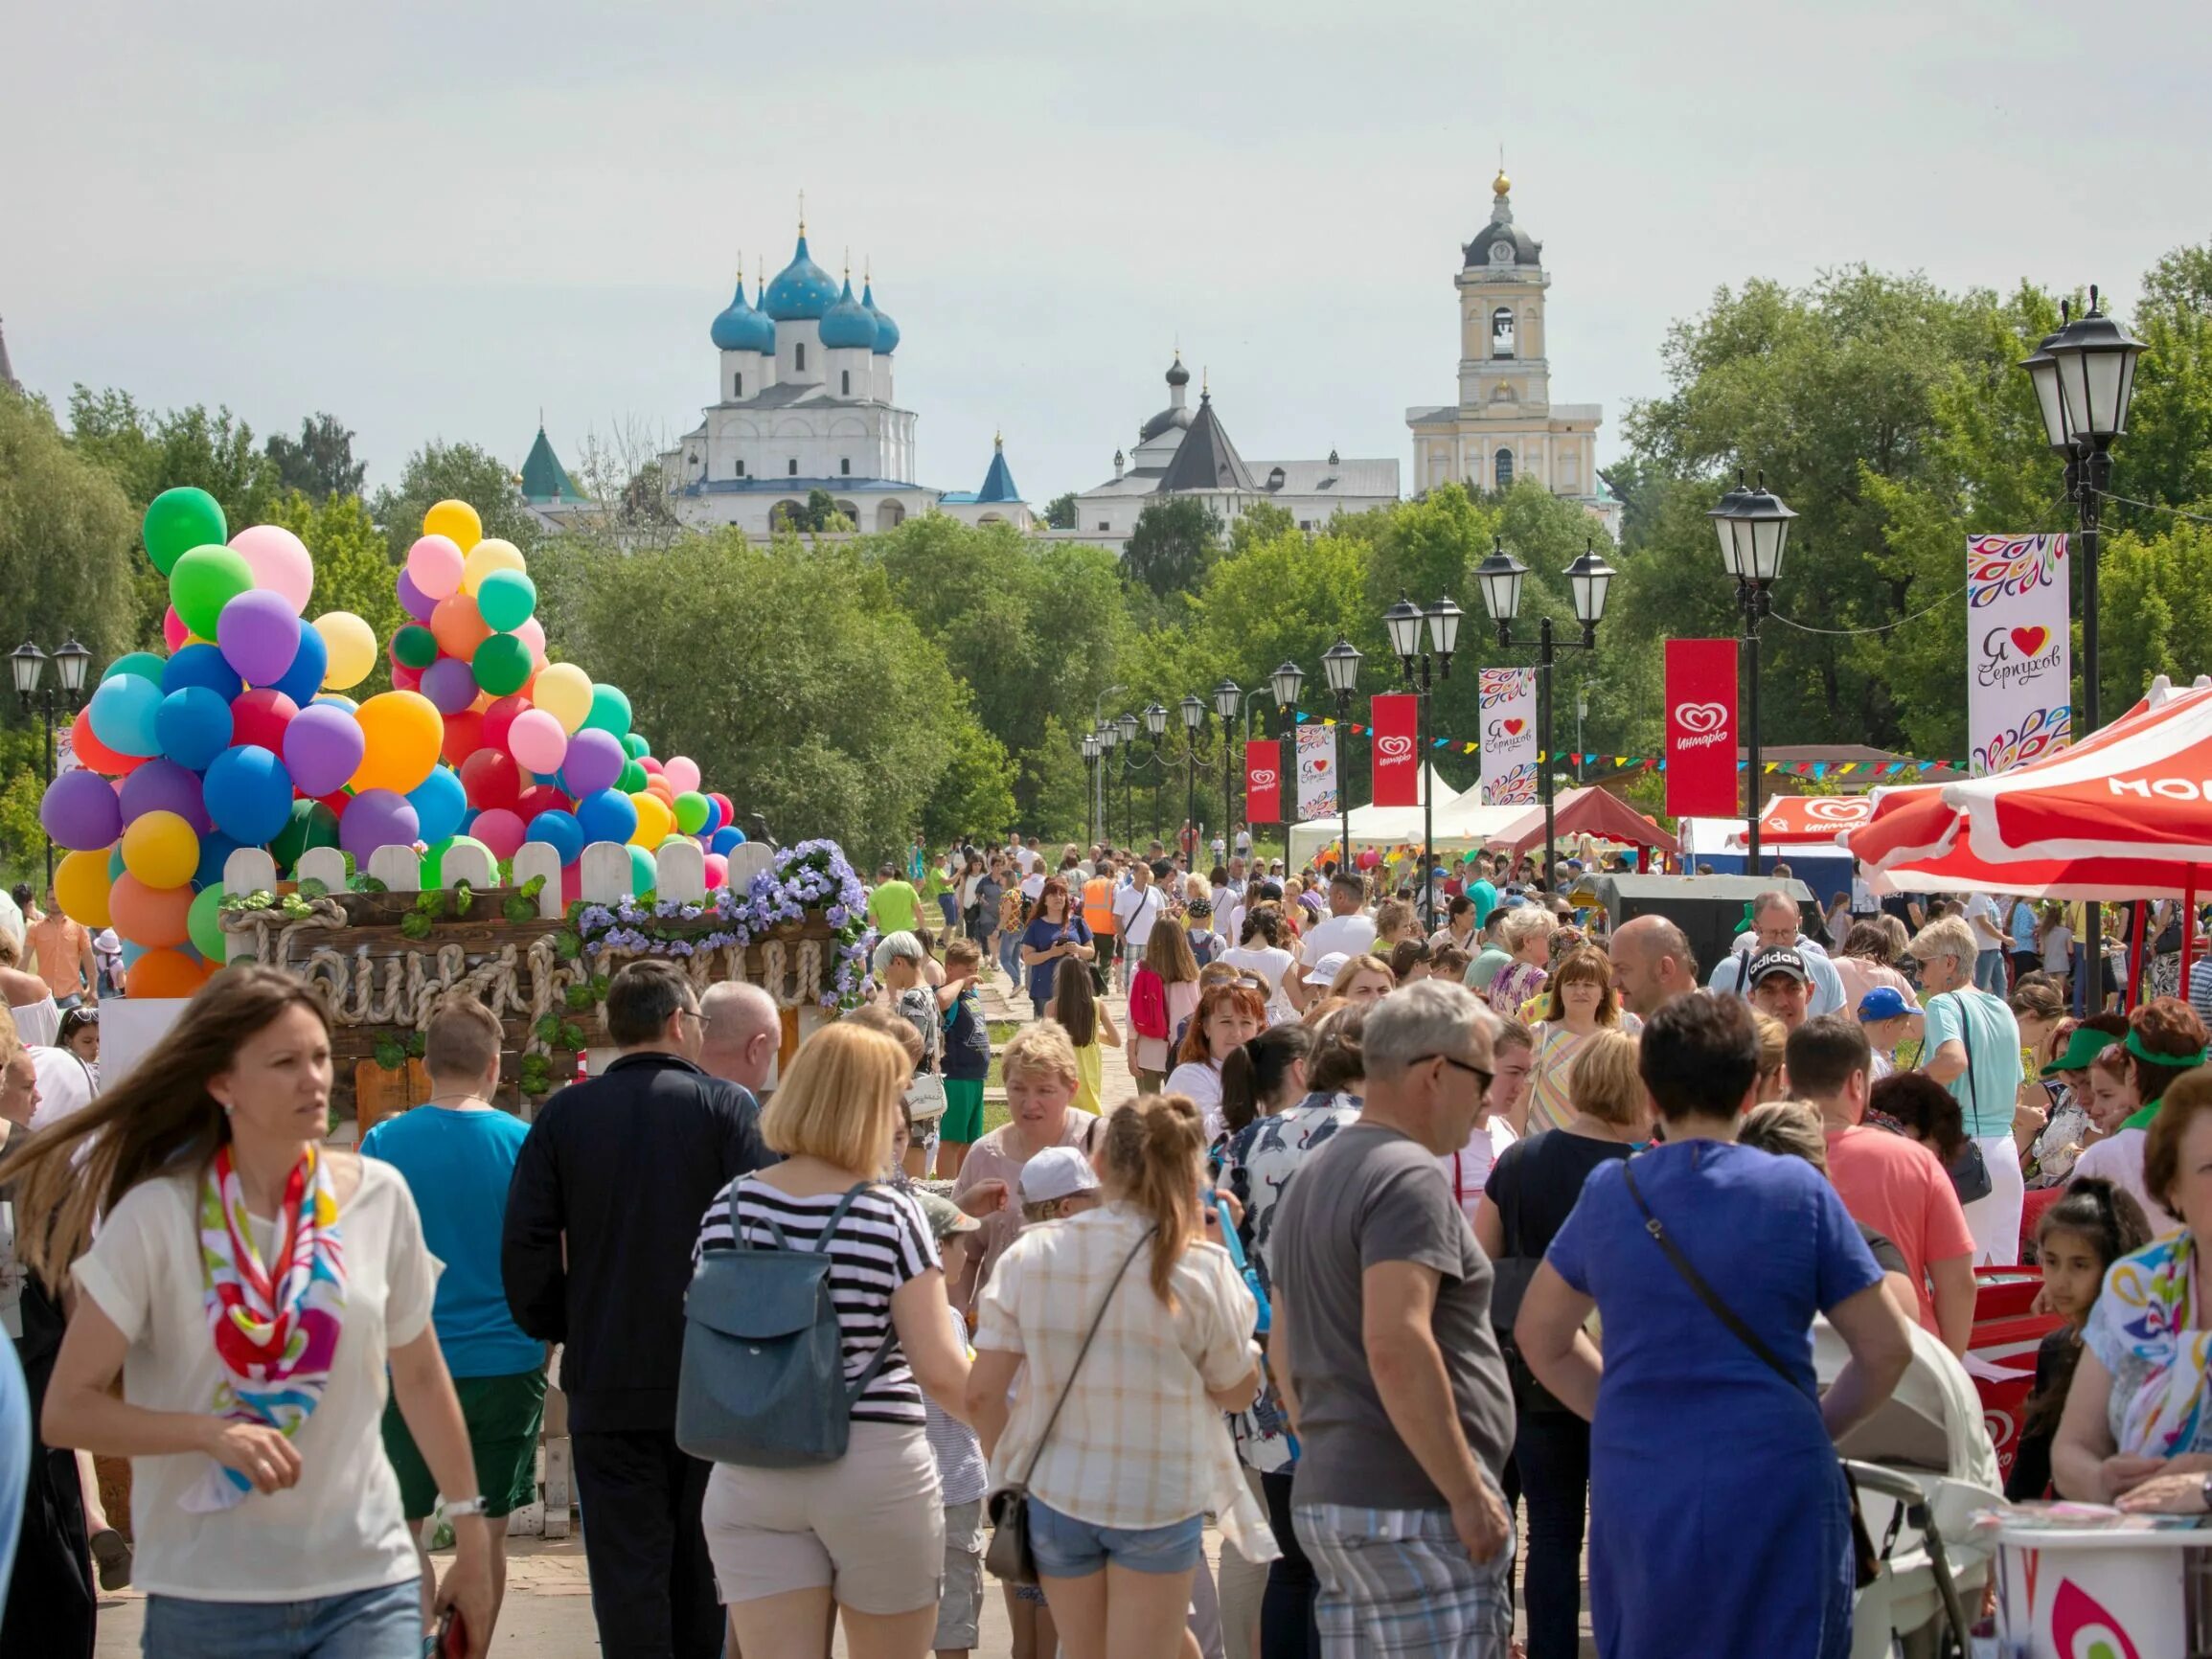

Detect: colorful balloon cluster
40,489,748,994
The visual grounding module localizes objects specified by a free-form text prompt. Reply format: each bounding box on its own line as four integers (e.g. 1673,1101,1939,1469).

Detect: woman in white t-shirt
1165,983,1266,1142
1220,904,1300,1025
4,966,496,1658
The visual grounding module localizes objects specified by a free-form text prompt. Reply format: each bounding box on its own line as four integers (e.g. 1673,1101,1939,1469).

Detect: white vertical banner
1479,668,1539,805
1967,533,2072,776
1295,722,1338,820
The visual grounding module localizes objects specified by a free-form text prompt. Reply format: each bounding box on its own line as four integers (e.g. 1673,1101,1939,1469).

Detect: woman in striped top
693,1022,974,1659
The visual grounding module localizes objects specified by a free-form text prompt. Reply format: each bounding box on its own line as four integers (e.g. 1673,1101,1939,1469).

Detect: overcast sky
5,1,2205,510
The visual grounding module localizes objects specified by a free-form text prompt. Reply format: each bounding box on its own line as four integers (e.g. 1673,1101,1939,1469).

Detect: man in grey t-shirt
1272,980,1516,1656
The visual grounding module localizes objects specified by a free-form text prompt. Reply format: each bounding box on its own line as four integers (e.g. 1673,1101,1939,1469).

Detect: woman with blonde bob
1328,954,1397,1007
967,1095,1269,1659
692,1021,973,1659
953,1022,1102,1307
1523,947,1630,1134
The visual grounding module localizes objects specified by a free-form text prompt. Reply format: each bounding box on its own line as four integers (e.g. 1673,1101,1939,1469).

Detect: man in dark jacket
504,960,773,1659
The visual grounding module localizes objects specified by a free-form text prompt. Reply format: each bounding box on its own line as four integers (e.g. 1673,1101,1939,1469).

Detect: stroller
1816,1317,2005,1659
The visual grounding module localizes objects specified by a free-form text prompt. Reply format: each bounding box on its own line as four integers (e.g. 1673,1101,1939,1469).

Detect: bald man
1608,914,1700,1018
697,981,781,1096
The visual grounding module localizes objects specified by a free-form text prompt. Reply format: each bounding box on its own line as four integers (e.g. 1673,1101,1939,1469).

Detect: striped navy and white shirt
693,1178,939,1426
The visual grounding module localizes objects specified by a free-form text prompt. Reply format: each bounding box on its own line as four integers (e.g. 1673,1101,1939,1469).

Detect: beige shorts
702,1420,945,1615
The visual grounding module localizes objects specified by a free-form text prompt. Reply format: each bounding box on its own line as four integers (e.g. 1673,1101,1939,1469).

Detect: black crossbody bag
1621,1160,1882,1589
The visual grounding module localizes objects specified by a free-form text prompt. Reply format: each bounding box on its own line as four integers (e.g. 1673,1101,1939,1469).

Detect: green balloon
673,790,710,834
421,833,495,889
187,883,228,964
582,683,632,739
143,488,227,577
626,844,656,896
392,625,440,670
472,633,533,696
103,650,168,684
616,759,647,793
169,545,254,639
476,569,537,632
271,799,339,871
621,732,650,760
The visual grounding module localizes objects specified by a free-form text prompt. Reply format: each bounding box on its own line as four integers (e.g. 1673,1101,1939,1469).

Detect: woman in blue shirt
1516,993,1914,1659
1017,877,1094,1018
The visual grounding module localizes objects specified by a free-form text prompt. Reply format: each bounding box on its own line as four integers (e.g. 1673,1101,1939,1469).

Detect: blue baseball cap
1857,986,1910,1021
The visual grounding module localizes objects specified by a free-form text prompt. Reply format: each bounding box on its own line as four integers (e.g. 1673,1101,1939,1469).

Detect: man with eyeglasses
504,960,774,1659
1269,980,1518,1656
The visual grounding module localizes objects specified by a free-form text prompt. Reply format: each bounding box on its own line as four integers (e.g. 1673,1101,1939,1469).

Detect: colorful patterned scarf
184,1145,347,1511
2098,1230,2212,1459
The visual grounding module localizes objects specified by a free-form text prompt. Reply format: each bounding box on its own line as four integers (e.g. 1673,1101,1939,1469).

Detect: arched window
841,370,851,396
795,343,807,372
733,372,743,398
1491,307,1516,359
1494,448,1515,489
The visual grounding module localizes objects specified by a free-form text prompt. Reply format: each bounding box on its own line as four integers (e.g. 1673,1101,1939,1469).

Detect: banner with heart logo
1968,532,2072,776
1664,638,1740,820
1295,722,1338,821
1371,693,1420,807
1244,739,1283,825
1478,668,1539,806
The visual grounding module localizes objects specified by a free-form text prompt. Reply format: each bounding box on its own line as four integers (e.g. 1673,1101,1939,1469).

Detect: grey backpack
675,1182,895,1467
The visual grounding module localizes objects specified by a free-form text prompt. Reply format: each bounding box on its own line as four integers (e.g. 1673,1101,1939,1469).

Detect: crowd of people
3,827,2210,1659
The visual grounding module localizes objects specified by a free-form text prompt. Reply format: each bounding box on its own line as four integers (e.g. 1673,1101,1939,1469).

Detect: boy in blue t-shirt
359,993,546,1626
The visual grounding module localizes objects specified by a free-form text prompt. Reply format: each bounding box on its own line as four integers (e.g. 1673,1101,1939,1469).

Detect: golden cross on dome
798,189,807,234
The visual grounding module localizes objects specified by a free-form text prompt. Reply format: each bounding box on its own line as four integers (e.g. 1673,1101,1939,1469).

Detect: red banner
1244,739,1282,825
1665,638,1740,820
1370,693,1419,807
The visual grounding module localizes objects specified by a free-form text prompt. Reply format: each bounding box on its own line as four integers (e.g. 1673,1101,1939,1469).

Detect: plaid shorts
1293,1502,1515,1658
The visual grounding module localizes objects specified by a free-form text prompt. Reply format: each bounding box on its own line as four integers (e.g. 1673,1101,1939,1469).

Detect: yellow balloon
312,611,378,692
461,537,526,597
532,662,593,735
351,691,445,794
628,791,674,847
422,499,483,553
55,848,113,930
121,809,201,890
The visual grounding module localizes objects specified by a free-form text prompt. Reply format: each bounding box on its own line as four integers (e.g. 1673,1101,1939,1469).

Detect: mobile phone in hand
436,1608,467,1658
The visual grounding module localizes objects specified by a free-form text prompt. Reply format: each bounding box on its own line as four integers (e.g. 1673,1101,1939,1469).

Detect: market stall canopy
1495,786,1679,857
1284,764,1469,867
1731,794,1875,847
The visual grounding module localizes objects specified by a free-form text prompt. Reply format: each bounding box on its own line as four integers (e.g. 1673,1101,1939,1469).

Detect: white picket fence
218,838,777,918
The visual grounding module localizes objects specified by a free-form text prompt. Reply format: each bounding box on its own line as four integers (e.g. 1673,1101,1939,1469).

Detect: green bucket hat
2042,1025,2121,1077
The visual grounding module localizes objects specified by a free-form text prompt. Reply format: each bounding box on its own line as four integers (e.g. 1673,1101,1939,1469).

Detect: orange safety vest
1083,876,1118,936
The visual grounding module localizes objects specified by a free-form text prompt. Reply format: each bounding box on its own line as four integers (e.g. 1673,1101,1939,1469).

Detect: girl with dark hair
2006,1177,2153,1498
15,966,496,1658
1221,904,1299,1025
1019,877,1095,1019
1217,1025,1312,1144
1049,947,1122,1116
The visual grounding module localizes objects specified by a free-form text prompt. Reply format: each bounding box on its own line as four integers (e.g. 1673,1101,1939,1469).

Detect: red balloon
638,756,664,775
230,688,300,752
69,706,148,778
559,860,582,908
442,709,487,765
515,783,573,820
315,790,353,820
393,663,423,693
710,791,733,825
459,748,520,812
481,694,529,754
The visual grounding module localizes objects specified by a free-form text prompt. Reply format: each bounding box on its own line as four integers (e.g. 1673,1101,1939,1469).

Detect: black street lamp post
1321,636,1363,876
1116,713,1140,847
1706,471,1797,870
1097,721,1119,851
1382,592,1462,930
1081,732,1101,848
1144,703,1168,845
11,638,94,894
1212,679,1241,874
1475,536,1616,887
1179,695,1205,853
2021,286,2145,1009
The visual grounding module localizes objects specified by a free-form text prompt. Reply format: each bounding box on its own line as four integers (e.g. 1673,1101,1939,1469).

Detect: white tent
1286,766,1502,869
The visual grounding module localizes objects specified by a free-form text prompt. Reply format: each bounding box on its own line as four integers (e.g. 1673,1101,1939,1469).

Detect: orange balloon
70,706,148,777
127,946,213,998
646,776,676,803
109,874,194,948
429,593,492,662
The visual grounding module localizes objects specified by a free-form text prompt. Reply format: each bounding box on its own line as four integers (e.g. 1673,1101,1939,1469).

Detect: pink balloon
472,807,527,860
407,534,467,602
230,525,315,616
703,852,728,891
162,605,191,650
508,708,567,774
515,617,547,664
663,756,702,795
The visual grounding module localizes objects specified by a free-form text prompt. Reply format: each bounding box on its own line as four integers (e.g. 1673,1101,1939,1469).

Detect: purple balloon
120,758,216,834
421,655,478,716
396,567,437,624
561,727,626,795
216,588,304,688
338,787,420,860
284,702,368,799
41,770,122,852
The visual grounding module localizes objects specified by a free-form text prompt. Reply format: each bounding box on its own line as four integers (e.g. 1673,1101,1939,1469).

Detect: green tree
68,387,282,527
1123,497,1221,600
922,719,1019,846
265,413,366,503
1043,491,1079,530
0,392,140,709
368,441,539,564
261,490,407,697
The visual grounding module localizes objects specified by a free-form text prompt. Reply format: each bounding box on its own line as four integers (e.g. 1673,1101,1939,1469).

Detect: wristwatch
445,1496,490,1520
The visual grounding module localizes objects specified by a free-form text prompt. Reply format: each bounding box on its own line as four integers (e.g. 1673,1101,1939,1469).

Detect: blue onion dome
709,268,775,352
818,277,878,350
862,279,900,355
764,233,840,320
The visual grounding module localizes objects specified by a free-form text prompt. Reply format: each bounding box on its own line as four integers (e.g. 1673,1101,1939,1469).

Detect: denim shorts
142,1579,420,1658
1028,1497,1204,1578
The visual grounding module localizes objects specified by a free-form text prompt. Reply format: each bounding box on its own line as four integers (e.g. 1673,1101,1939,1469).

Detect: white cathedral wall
775,320,824,385
826,347,873,401
718,348,772,404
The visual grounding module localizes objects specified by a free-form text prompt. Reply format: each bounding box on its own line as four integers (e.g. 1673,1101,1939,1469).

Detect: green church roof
520,426,587,504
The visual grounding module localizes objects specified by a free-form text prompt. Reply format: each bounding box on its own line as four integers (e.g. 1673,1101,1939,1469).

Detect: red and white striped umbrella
1745,794,1875,845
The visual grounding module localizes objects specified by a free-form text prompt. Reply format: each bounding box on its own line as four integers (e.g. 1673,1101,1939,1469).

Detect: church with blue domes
656,222,1030,535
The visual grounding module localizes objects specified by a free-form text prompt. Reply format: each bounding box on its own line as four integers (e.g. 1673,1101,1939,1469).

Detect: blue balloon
698,796,724,835
527,808,585,866
406,764,467,846
202,745,295,846
107,845,127,881
194,830,243,888
87,673,163,758
120,939,148,970
161,642,244,704
709,826,742,854
154,686,234,770
575,788,638,847
271,621,328,708
311,693,358,713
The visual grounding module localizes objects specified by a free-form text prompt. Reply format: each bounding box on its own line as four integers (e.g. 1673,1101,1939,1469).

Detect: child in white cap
1016,1145,1103,1225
